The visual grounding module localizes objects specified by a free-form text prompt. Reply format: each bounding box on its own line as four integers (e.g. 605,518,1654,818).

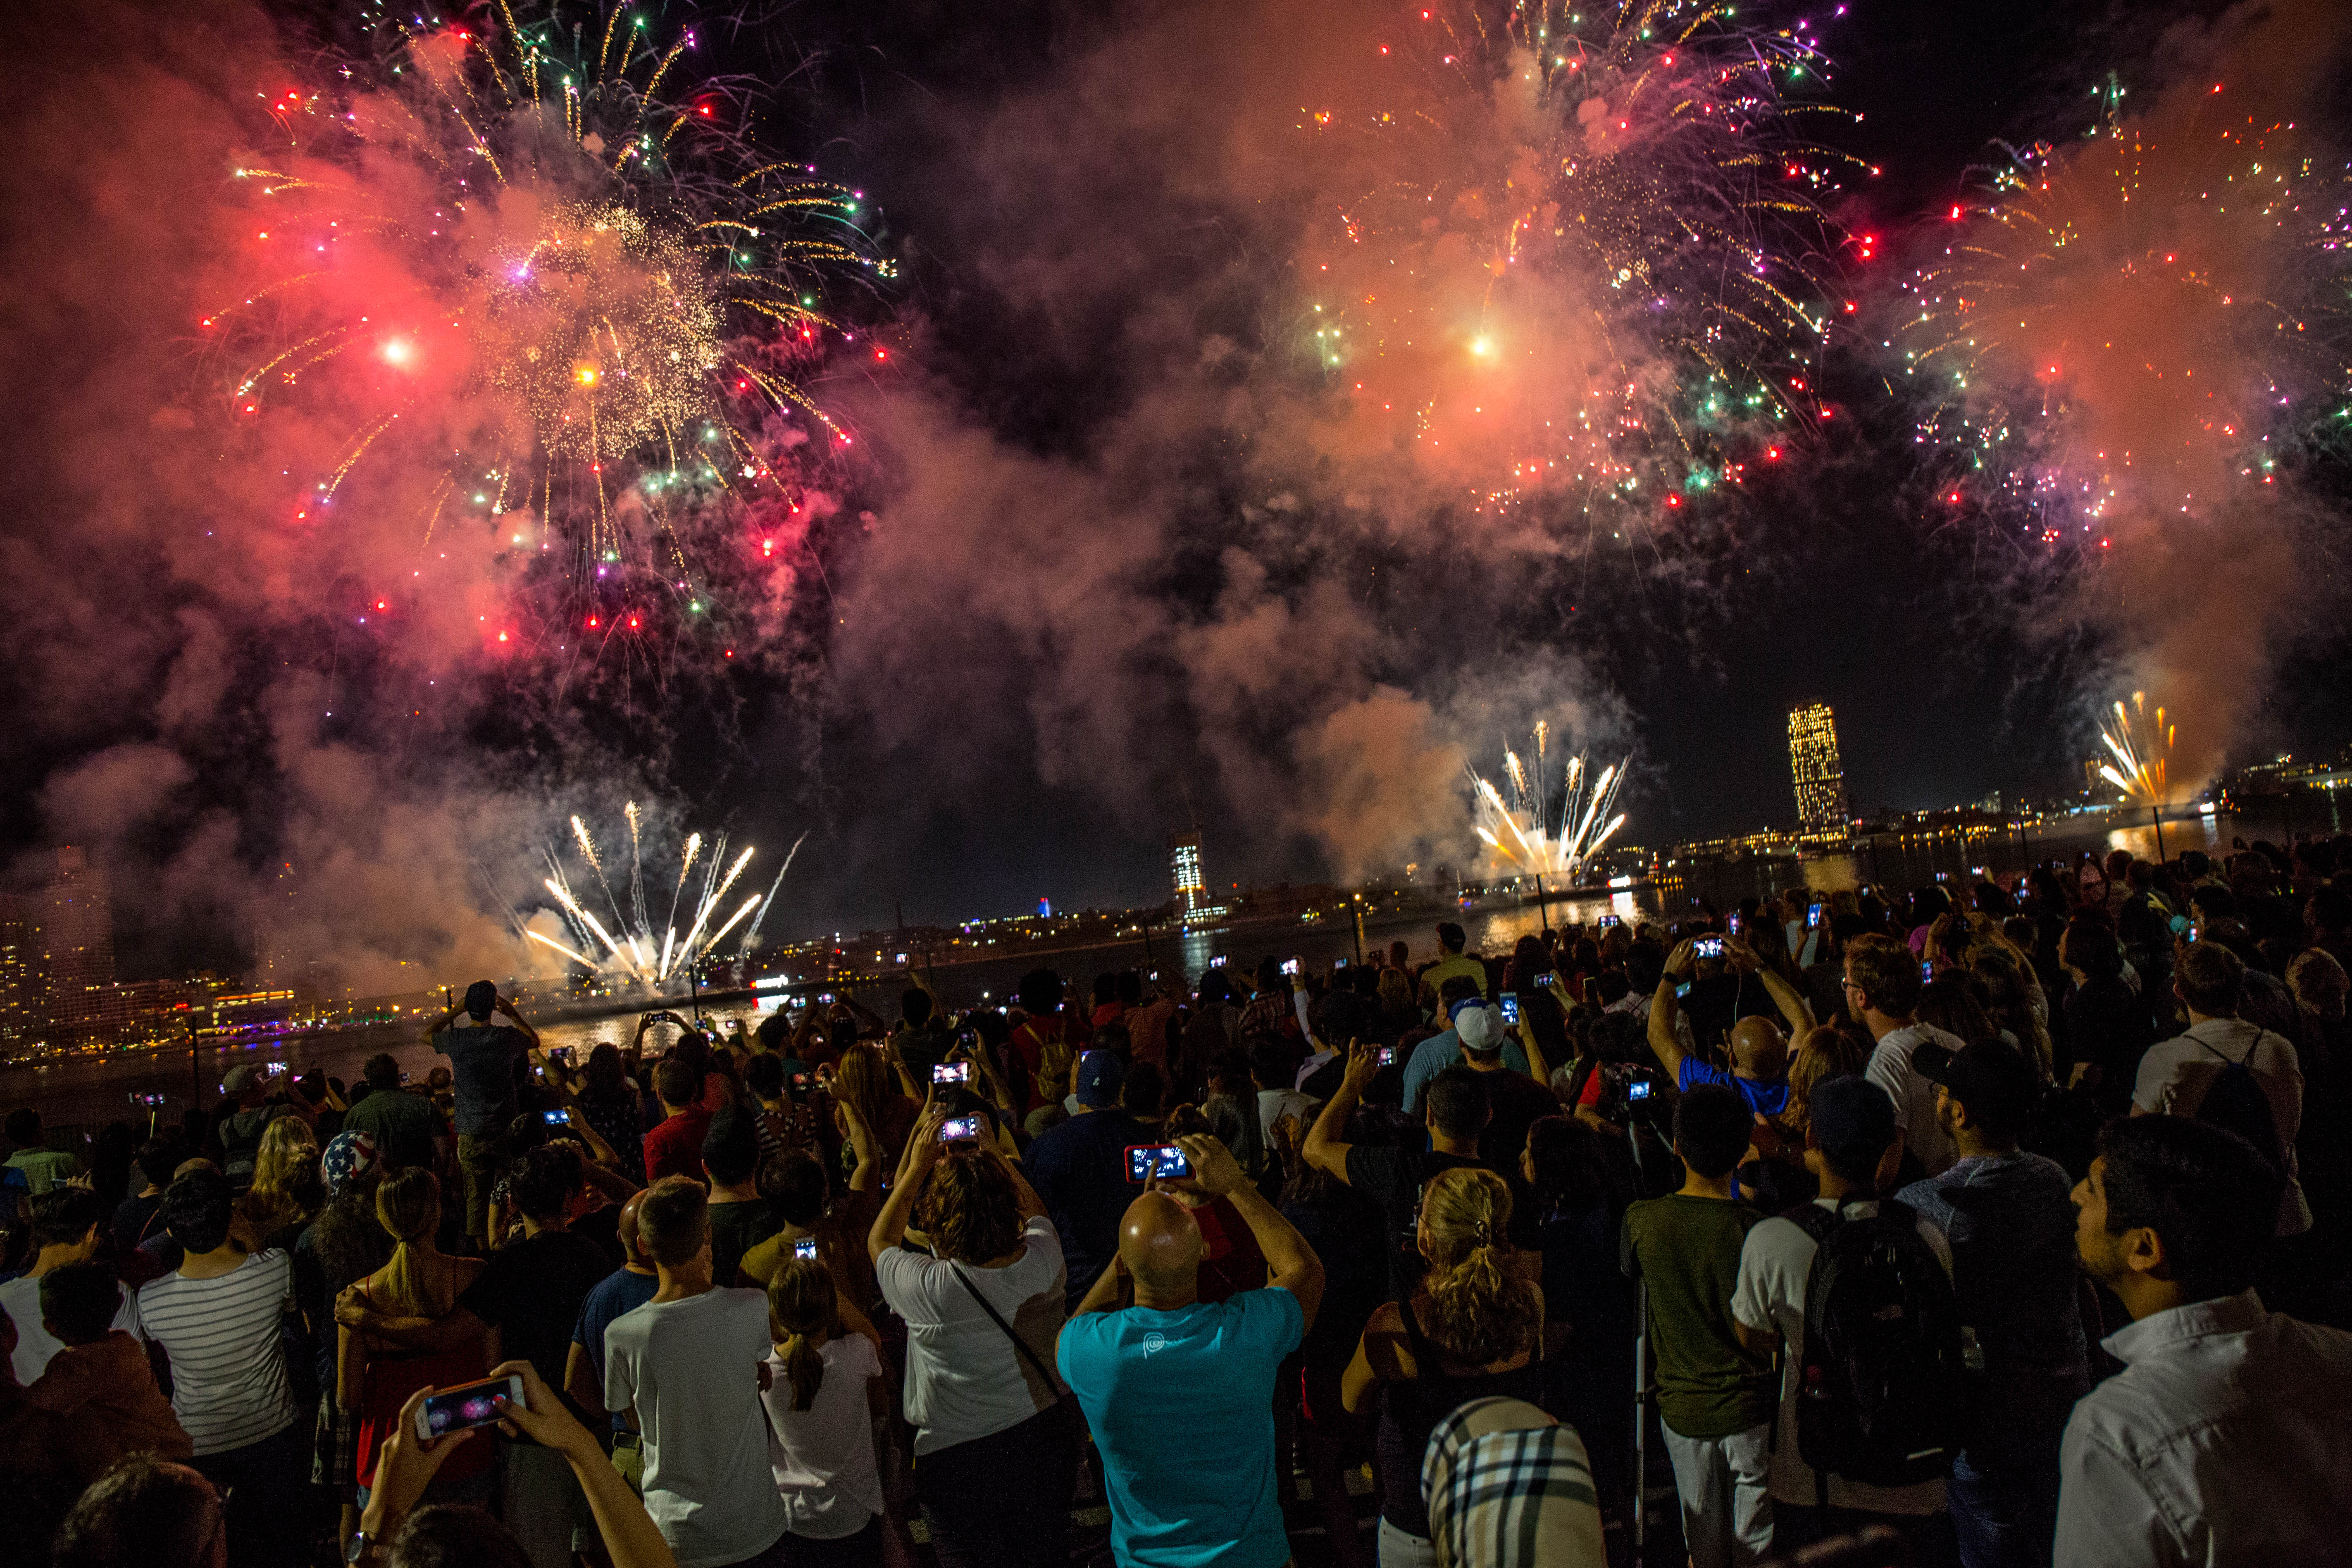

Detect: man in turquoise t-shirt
1057,1132,1325,1568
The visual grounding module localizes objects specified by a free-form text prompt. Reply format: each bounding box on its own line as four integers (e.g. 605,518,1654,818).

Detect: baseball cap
1808,1075,1896,1165
1456,1004,1505,1054
1913,1037,2039,1129
1075,1049,1125,1109
463,980,499,1019
220,1064,259,1093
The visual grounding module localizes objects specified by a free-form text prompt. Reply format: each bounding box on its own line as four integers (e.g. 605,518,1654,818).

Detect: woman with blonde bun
1341,1165,1547,1568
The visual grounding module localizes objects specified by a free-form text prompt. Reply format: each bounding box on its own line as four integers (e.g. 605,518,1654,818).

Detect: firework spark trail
202,3,888,692
1295,0,1858,516
571,813,631,937
2097,692,2176,804
625,800,650,936
537,809,797,984
1470,728,1631,877
738,831,808,958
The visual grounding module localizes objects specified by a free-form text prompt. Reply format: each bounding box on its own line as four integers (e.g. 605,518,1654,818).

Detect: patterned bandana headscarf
321,1130,379,1196
1422,1396,1605,1568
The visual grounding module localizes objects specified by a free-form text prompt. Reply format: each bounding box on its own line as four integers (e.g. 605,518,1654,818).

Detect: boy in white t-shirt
605,1177,790,1568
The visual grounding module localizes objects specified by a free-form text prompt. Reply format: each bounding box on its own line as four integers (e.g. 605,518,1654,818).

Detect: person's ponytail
767,1258,839,1413
1419,1167,1541,1365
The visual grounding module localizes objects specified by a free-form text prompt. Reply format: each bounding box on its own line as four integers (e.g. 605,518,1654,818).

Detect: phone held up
1280,958,1301,976
416,1374,525,1440
793,1237,820,1261
1374,1044,1397,1068
933,1060,974,1085
1126,1144,1191,1182
937,1114,987,1144
1499,995,1521,1025
1692,935,1725,960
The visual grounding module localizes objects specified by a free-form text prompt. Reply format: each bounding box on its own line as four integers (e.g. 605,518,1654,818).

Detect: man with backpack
2130,941,2311,1240
1731,1076,1963,1564
1897,1040,2089,1568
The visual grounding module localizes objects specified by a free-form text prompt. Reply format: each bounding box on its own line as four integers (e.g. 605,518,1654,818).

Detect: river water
6,807,2292,1139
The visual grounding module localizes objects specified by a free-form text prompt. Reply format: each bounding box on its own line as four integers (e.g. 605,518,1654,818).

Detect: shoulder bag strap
951,1263,1064,1396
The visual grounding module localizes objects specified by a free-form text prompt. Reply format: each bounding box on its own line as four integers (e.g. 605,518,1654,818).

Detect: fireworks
1295,0,1858,512
204,2,884,683
1470,725,1629,877
529,803,807,984
1895,74,2352,550
2097,692,2175,805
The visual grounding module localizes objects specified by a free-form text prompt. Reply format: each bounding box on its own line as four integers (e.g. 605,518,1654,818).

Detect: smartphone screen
1535,971,1557,989
1727,913,1744,936
938,1115,987,1143
933,1061,973,1084
542,1108,568,1125
1500,996,1521,1025
1333,958,1349,969
1598,914,1620,929
1281,958,1301,976
1375,1045,1397,1067
1209,955,1228,969
1807,903,1825,929
1126,1144,1191,1182
1692,936,1725,959
417,1375,523,1439
792,1237,820,1261
1921,960,1936,983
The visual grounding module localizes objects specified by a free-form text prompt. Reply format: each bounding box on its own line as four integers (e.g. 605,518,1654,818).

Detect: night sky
5,0,2348,977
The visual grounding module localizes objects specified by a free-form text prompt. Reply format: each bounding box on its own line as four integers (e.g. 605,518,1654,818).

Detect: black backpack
2192,1034,2283,1169
1785,1199,1966,1494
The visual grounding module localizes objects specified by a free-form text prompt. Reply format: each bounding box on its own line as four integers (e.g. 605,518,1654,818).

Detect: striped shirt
137,1249,299,1455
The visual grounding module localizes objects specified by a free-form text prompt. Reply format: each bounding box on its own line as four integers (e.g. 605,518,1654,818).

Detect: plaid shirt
1236,989,1298,1043
1423,1396,1605,1568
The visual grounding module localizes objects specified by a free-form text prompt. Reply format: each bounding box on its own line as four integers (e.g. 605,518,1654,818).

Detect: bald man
1057,1133,1323,1568
564,1188,659,1431
1651,936,1814,1118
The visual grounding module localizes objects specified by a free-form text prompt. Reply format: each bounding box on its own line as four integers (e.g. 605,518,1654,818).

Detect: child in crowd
26,1260,192,1468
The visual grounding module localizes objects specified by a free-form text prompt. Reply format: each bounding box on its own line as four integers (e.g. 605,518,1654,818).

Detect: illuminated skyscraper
1788,704,1849,837
1170,832,1206,917
42,847,114,1030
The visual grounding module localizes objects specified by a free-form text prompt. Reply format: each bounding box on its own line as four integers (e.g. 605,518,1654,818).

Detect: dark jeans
914,1403,1075,1568
191,1423,315,1568
1773,1499,1961,1568
1947,1444,2061,1568
777,1517,883,1567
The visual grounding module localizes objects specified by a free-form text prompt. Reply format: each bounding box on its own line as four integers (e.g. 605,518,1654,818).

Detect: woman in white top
764,1257,888,1565
869,1101,1070,1568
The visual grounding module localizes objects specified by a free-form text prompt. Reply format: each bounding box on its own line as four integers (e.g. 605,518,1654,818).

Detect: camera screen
1281,958,1301,975
1375,1045,1397,1067
1627,1079,1654,1101
1499,996,1520,1024
1127,1144,1191,1181
933,1061,973,1084
793,1237,820,1260
938,1115,987,1143
1693,936,1725,959
422,1378,515,1437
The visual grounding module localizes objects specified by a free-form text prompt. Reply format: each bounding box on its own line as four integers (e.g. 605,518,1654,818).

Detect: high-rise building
1170,832,1206,917
0,892,48,1056
41,847,114,1031
1788,704,1849,837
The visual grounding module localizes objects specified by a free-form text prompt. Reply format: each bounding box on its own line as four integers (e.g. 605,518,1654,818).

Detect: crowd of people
2,835,2350,1568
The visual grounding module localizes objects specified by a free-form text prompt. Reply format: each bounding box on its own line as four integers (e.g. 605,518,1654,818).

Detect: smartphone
1333,958,1349,970
1674,981,1692,1000
1500,995,1521,1025
1727,913,1744,936
1692,936,1725,959
266,1063,287,1077
933,1061,973,1085
792,1237,820,1261
1126,1144,1191,1182
938,1114,987,1143
1935,871,1950,883
1535,971,1557,989
1209,955,1229,969
1281,958,1301,976
415,1374,524,1440
400,1071,412,1085
2188,922,2203,944
817,992,836,1005
542,1108,570,1125
128,1091,165,1109
1807,903,1825,929
1921,960,1936,983
1149,969,1160,981
548,1046,572,1067
1627,1078,1655,1102
792,1072,812,1090
1375,1045,1397,1067
1597,914,1621,929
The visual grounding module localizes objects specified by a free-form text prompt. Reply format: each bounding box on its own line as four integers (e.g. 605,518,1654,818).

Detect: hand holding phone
415,1374,525,1440
1281,958,1301,976
938,1114,987,1143
1375,1044,1397,1067
1692,935,1725,960
1499,995,1521,1025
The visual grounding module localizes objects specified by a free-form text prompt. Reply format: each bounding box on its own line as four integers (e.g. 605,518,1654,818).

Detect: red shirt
641,1104,714,1184
1187,1195,1269,1302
